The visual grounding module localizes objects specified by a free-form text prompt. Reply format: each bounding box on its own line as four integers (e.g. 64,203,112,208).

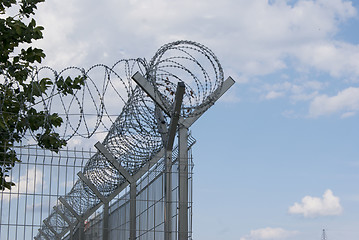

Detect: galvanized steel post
178,126,189,240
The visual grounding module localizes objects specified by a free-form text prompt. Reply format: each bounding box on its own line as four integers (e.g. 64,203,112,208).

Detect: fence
1,134,194,240
0,40,234,240
0,145,90,239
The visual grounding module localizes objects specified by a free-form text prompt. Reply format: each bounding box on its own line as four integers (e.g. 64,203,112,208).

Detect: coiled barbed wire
15,40,226,239
148,40,224,117
31,58,147,141
1,41,223,143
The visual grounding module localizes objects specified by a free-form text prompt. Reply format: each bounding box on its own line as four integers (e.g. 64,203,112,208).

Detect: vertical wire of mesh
188,146,194,239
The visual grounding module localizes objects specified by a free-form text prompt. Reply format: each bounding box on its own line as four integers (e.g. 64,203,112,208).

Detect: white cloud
294,41,359,77
240,227,298,240
341,111,356,118
33,0,358,79
309,87,359,117
261,80,323,102
2,168,43,202
289,189,343,217
25,0,359,122
265,91,285,100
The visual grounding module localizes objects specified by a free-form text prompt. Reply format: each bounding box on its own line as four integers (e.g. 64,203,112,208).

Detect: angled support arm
132,71,171,116
53,206,72,226
95,142,135,183
166,81,185,151
77,171,108,204
43,220,60,239
59,197,81,221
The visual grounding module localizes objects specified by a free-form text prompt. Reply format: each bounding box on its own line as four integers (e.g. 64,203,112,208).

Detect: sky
26,0,359,239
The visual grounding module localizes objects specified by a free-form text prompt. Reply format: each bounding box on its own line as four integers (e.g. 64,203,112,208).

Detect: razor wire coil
1,41,225,239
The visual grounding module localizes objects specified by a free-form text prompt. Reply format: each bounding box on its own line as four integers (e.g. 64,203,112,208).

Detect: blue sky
31,0,359,239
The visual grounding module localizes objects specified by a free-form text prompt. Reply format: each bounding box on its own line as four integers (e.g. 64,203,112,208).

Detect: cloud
33,0,358,79
27,0,359,121
2,168,43,202
288,189,343,217
240,227,298,240
265,91,285,100
308,87,359,117
294,41,359,77
340,111,356,118
261,80,323,102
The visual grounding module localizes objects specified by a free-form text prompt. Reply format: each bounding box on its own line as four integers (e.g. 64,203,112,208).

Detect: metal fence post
130,182,137,240
103,202,109,240
178,126,189,240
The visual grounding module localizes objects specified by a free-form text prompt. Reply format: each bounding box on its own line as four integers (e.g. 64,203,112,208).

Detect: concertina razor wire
1,40,225,239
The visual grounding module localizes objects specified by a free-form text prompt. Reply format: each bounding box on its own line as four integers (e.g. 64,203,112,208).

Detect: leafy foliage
0,0,84,190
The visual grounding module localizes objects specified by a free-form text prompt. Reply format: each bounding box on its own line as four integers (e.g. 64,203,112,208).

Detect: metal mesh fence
0,136,194,240
0,145,90,240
